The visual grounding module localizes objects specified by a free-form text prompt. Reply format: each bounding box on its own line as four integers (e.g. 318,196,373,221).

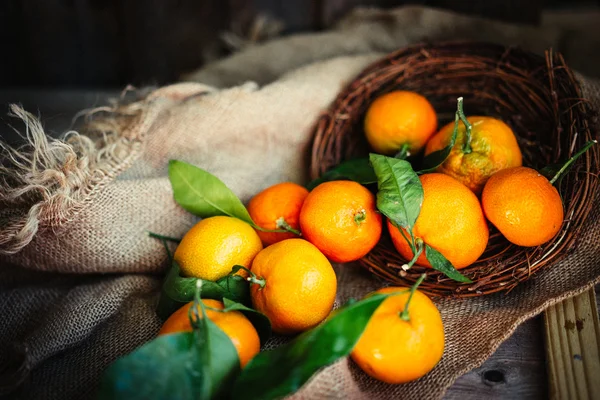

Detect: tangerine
158,299,260,368
364,90,438,156
299,180,382,263
351,286,445,384
388,173,489,269
424,116,522,194
249,238,337,335
174,216,263,281
247,182,308,245
481,166,564,247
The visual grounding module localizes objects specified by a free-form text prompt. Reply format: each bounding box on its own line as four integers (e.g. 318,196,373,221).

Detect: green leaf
97,318,240,400
306,158,376,191
419,111,459,173
157,262,251,320
370,153,423,229
230,292,392,400
222,298,272,345
424,244,472,283
168,159,254,225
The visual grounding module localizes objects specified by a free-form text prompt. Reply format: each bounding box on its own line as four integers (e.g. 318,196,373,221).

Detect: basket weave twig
309,42,599,297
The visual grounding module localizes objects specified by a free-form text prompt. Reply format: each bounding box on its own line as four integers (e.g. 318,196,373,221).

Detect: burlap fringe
0,93,146,255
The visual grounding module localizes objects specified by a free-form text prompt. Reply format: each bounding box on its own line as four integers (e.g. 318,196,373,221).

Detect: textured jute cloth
1,6,600,400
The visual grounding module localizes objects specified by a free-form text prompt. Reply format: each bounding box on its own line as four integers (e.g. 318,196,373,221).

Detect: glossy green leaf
370,153,423,229
157,262,250,320
306,158,376,190
168,159,254,225
97,313,240,400
230,292,392,400
419,111,459,173
222,298,272,345
424,244,472,283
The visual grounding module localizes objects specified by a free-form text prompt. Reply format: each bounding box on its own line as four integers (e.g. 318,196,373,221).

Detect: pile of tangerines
159,90,566,385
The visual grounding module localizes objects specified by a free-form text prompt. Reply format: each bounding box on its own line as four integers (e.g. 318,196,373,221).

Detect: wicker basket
309,42,599,297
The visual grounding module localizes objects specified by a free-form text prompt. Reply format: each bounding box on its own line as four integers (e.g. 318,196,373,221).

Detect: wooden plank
447,316,547,399
544,288,600,400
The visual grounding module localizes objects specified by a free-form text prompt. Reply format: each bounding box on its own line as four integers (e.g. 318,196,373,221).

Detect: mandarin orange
364,90,438,156
388,173,488,269
299,181,382,263
351,286,445,384
247,182,308,245
158,299,260,368
481,166,564,247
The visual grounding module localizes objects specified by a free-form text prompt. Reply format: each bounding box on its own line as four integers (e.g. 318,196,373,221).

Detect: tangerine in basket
481,166,564,247
247,182,309,245
299,180,382,263
248,238,337,335
364,90,437,156
174,215,263,281
388,173,489,269
351,286,445,384
424,115,522,195
158,299,260,368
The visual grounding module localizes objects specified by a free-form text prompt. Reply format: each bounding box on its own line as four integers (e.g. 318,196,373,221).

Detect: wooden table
1,89,599,399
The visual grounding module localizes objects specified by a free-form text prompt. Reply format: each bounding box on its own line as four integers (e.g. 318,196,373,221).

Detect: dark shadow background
0,0,598,144
2,0,593,89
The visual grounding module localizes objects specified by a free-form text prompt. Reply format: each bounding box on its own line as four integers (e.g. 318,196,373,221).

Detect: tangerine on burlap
1,6,600,400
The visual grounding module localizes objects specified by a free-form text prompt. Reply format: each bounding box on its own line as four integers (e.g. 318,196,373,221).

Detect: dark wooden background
3,0,594,89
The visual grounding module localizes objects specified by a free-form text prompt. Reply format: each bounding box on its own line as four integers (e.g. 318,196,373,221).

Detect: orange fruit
364,90,438,156
158,299,260,368
351,286,445,384
247,182,309,246
388,173,488,269
299,180,382,263
174,216,263,281
249,238,337,335
424,116,522,195
481,166,564,247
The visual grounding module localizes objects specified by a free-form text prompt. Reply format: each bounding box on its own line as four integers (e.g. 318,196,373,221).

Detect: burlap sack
1,6,599,400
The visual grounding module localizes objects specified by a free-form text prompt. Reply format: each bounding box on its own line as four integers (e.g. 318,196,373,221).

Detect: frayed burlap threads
0,92,151,255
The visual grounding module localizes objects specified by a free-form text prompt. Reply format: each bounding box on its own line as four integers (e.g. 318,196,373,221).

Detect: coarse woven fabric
1,5,600,400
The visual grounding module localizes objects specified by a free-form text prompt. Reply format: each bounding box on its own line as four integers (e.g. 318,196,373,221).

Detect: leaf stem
148,231,182,244
231,265,266,289
402,238,424,270
189,280,204,330
549,140,597,185
394,143,411,160
398,226,416,255
253,223,298,235
276,217,302,236
160,239,174,263
456,97,473,154
148,232,177,263
400,273,427,321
